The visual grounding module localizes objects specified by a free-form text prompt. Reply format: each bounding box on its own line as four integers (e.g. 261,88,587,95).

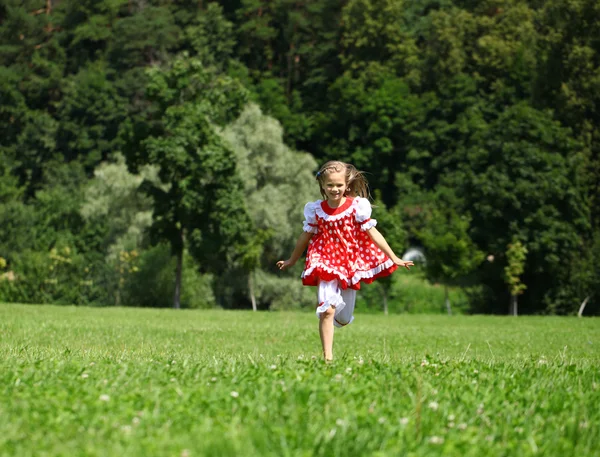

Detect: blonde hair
316,160,370,200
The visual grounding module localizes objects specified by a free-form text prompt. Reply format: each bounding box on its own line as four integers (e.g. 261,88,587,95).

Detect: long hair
316,161,370,200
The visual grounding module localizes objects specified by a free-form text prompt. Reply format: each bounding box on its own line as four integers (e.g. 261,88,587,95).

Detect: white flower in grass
81,373,89,379
336,419,347,427
230,391,239,398
428,401,439,411
448,422,455,428
346,367,352,374
132,417,140,425
429,436,444,444
270,365,277,370
538,356,547,365
378,417,386,424
399,417,409,426
458,423,467,430
211,377,217,382
121,425,132,435
99,394,110,402
181,449,191,457
448,414,455,421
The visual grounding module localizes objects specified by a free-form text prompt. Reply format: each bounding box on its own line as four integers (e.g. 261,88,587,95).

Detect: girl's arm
366,227,414,270
277,232,313,270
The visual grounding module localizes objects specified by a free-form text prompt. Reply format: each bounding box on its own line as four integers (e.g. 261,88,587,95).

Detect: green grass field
1,304,599,457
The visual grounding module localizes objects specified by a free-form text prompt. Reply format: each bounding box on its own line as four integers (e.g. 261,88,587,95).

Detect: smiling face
322,170,348,207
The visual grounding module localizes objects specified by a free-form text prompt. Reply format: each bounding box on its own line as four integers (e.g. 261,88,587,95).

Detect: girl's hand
276,259,295,270
392,257,414,270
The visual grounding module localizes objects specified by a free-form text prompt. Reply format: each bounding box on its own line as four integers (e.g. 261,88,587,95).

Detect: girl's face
322,170,348,206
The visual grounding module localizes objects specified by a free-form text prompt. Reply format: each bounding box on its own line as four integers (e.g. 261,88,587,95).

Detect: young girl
277,160,413,362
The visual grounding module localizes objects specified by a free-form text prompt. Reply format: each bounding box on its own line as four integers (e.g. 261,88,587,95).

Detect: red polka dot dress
301,197,397,290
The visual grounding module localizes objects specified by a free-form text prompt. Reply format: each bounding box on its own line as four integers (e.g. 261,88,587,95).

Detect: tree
124,54,252,309
441,103,590,313
339,0,420,83
420,189,484,315
55,62,126,171
315,67,430,207
504,238,527,316
80,153,156,305
370,195,408,315
220,103,318,310
184,2,236,68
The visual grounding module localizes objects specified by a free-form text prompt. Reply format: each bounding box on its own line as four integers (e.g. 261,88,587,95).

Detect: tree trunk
383,287,388,316
578,296,590,317
249,271,257,312
173,230,183,309
287,42,294,100
510,294,518,316
445,285,452,315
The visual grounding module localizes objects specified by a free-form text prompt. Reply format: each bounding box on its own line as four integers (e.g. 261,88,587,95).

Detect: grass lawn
1,303,599,456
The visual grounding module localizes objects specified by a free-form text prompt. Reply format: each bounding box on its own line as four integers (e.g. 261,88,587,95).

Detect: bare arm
277,231,313,270
366,227,414,270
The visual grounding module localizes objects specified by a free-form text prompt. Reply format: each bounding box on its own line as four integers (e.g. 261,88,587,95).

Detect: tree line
0,0,598,314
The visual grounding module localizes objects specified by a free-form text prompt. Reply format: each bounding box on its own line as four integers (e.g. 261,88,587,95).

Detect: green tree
504,238,528,316
220,103,318,310
339,0,420,84
55,62,126,171
420,189,484,315
369,195,408,315
184,2,236,67
126,54,252,309
441,103,590,313
80,153,157,305
316,67,430,206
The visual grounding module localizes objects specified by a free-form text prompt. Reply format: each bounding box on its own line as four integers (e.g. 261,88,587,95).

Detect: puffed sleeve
302,201,319,233
355,197,377,231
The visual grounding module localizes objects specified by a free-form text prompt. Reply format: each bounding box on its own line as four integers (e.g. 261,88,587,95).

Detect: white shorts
316,280,356,328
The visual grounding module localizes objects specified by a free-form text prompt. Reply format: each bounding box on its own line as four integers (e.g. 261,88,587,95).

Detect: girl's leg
316,280,345,362
319,307,335,361
334,288,357,327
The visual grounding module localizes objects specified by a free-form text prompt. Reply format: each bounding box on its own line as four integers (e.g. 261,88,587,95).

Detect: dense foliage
0,0,598,314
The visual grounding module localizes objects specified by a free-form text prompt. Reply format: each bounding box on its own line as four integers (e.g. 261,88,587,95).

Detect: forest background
1,0,599,315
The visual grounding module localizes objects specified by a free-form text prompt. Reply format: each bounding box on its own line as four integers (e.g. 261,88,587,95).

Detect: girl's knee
319,306,335,319
335,316,350,326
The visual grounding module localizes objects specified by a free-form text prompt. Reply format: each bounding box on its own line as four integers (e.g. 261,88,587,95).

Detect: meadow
1,303,599,457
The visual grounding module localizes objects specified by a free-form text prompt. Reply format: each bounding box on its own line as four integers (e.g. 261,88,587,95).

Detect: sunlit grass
1,304,599,456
